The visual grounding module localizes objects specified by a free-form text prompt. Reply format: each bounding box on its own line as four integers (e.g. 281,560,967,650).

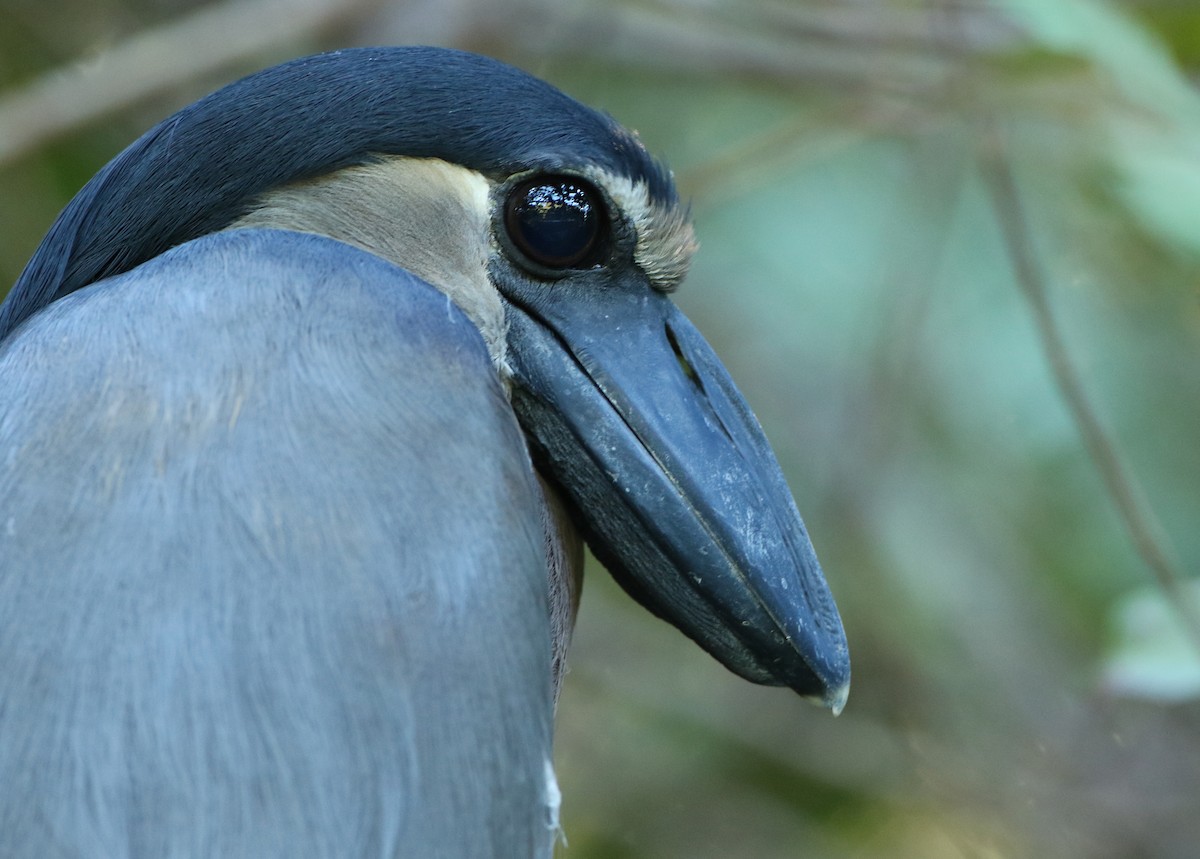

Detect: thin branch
0,0,371,167
977,119,1200,653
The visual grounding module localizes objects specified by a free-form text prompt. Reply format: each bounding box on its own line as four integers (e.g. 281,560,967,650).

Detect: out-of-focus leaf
1137,8,1200,67
1102,582,1200,702
1004,0,1200,258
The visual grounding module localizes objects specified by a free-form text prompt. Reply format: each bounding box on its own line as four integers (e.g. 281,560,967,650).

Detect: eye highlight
504,176,604,270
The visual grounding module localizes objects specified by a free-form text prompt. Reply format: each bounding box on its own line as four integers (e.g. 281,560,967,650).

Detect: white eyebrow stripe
585,168,697,293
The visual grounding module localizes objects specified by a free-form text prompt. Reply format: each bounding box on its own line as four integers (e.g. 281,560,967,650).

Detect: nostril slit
665,323,703,391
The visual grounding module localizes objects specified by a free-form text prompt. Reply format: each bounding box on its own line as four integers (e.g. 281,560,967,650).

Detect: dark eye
504,176,604,270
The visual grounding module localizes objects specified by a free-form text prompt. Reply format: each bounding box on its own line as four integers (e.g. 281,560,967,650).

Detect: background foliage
2,1,1198,856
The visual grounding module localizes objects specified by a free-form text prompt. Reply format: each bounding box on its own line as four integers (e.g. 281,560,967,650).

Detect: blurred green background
3,1,1199,856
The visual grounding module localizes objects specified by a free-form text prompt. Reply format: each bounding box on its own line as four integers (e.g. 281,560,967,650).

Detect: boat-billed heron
0,47,848,857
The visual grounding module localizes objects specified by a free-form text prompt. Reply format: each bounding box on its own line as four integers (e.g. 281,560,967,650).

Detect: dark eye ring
503,175,605,270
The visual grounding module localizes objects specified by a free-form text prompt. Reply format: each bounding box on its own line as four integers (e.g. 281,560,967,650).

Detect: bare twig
0,0,371,167
978,119,1200,654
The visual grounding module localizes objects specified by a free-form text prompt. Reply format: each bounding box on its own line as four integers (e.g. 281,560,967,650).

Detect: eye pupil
504,177,603,269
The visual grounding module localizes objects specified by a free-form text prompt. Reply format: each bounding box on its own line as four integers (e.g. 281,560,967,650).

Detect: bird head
3,46,849,710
